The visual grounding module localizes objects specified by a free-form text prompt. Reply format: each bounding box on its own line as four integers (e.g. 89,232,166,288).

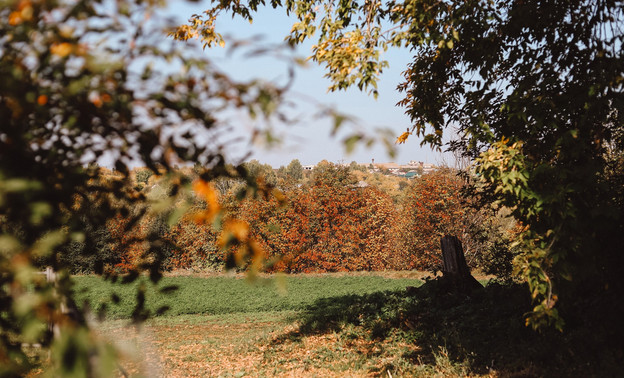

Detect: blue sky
167,2,448,168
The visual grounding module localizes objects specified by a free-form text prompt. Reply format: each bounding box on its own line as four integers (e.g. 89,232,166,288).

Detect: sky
165,1,450,168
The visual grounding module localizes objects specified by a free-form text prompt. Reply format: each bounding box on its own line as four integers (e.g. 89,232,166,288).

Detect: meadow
72,273,425,319
62,272,621,377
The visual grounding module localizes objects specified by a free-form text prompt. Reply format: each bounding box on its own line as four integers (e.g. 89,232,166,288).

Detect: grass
61,272,623,377
71,273,425,319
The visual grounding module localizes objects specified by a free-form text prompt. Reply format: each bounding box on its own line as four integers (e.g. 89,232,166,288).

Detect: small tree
286,159,304,183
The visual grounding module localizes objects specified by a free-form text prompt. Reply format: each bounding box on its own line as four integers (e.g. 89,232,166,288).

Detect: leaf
343,134,363,154
159,285,179,294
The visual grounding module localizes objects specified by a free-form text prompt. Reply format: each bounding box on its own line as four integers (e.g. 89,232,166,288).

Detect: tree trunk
440,235,482,293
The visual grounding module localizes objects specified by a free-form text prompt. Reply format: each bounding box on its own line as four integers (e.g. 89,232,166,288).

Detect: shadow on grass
284,279,624,376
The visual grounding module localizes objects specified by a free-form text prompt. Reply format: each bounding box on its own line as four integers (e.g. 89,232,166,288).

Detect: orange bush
239,164,403,272
106,213,148,273
400,169,470,271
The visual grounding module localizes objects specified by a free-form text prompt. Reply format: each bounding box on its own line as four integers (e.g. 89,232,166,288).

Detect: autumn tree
177,0,624,329
239,162,402,272
401,169,468,271
401,169,518,275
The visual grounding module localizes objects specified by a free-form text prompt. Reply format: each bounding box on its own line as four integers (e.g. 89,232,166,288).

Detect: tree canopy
176,0,624,329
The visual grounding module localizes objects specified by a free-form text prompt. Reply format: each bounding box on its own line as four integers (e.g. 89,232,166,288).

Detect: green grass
69,273,622,376
72,274,423,319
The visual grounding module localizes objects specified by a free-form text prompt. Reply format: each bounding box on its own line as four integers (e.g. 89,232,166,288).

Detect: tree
285,159,304,184
401,169,470,271
239,162,403,272
243,159,278,187
0,0,286,374
177,0,624,330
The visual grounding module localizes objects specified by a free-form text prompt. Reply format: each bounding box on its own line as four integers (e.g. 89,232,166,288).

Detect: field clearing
76,272,430,377
40,271,620,377
73,271,426,319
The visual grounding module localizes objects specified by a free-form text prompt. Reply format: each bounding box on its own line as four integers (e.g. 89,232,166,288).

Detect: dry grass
163,269,432,280
97,313,430,377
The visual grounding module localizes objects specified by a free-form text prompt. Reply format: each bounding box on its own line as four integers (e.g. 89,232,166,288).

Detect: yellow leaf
192,180,221,222
9,11,22,25
396,131,410,144
225,219,249,242
50,43,73,58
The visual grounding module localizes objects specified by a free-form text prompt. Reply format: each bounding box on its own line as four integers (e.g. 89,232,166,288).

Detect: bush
400,169,518,276
239,163,403,272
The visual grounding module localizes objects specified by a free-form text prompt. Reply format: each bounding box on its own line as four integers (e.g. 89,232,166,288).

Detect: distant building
401,171,420,179
373,162,400,172
422,163,436,174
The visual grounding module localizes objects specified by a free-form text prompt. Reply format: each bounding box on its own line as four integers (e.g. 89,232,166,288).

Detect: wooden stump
440,235,482,293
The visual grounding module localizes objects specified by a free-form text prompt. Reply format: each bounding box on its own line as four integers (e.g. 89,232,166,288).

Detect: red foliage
106,213,148,273
238,165,402,272
400,169,470,271
103,166,488,275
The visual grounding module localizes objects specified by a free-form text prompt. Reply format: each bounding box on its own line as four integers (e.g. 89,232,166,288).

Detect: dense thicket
80,163,515,276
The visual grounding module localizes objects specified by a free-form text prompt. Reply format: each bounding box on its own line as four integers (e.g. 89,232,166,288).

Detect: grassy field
61,272,622,377
72,273,425,318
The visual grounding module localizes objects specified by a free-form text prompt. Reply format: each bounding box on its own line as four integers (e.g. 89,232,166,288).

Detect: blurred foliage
180,0,624,330
0,0,291,375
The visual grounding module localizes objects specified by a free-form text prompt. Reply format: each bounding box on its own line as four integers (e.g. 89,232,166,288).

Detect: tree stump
440,235,482,293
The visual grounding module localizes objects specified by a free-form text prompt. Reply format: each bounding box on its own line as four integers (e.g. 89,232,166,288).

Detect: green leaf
343,134,363,154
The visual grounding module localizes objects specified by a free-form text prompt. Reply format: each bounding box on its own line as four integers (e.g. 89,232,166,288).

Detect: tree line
67,161,518,277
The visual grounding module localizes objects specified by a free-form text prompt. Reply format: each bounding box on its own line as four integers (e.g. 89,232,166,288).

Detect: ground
99,312,464,377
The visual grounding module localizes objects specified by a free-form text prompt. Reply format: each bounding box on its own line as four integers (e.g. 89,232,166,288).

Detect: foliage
464,207,521,280
0,0,288,374
401,169,468,271
350,168,408,204
165,213,222,272
134,168,154,191
400,168,519,276
180,0,624,329
278,158,304,189
57,215,117,274
61,163,511,276
243,159,278,187
239,162,404,272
